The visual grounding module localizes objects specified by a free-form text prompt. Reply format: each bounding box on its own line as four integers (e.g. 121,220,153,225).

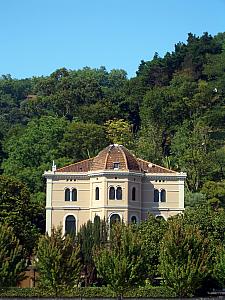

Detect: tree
94,223,145,296
3,116,68,192
0,175,39,254
183,204,225,245
138,214,166,282
60,122,109,161
0,223,26,287
135,122,164,164
214,245,225,288
77,217,108,286
160,215,211,297
170,119,213,191
201,180,225,208
36,227,81,295
104,119,134,148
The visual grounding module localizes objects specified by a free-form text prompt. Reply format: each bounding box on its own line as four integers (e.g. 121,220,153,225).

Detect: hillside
0,32,225,236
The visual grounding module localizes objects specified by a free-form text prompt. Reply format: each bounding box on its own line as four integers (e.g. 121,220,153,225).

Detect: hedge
0,286,175,298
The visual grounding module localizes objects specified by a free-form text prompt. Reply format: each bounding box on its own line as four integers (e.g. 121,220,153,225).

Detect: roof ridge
104,145,111,169
119,145,128,169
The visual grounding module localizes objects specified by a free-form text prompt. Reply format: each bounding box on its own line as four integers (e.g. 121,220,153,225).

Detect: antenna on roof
52,160,56,172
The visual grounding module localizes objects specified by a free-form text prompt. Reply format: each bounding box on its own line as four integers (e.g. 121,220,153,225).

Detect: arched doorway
110,214,121,227
65,215,76,235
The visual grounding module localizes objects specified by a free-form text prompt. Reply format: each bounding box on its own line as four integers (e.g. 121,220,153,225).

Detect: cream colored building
44,144,186,235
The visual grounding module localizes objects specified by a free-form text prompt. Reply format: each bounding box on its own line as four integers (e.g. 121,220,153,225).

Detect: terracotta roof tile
57,158,93,173
137,158,176,174
91,144,140,172
55,145,176,174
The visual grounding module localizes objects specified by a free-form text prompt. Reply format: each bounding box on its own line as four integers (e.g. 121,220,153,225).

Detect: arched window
95,187,99,200
72,188,77,201
132,187,136,201
65,215,76,235
131,216,137,224
116,187,122,200
161,189,166,202
109,187,115,200
65,188,70,201
154,189,159,202
110,214,121,227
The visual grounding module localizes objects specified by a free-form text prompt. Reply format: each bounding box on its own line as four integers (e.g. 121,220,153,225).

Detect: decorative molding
44,170,186,182
141,207,185,211
88,170,144,178
43,172,89,180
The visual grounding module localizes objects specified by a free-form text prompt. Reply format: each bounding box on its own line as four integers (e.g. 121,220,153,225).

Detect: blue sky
0,0,225,79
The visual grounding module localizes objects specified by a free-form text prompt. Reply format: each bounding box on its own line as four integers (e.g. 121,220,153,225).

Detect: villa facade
44,144,186,235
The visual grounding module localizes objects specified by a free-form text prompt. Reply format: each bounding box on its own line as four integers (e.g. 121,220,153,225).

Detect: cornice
43,170,187,181
88,170,145,178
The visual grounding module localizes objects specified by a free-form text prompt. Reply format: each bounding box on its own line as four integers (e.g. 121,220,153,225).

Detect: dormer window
113,162,120,170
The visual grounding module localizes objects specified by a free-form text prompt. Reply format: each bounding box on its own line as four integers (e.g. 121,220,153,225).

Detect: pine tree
36,227,81,295
159,215,211,297
0,223,26,287
94,223,145,296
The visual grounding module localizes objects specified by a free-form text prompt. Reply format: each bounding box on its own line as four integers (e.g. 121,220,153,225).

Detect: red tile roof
137,158,175,174
57,158,94,173
56,145,176,174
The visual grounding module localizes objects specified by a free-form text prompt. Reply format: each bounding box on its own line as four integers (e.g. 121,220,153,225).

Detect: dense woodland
1,32,225,296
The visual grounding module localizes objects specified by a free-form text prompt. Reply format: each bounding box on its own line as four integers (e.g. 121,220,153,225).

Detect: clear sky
0,0,225,79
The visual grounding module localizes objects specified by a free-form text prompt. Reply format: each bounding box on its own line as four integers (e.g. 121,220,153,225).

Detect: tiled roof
137,158,176,174
56,145,176,174
57,158,94,173
91,144,141,172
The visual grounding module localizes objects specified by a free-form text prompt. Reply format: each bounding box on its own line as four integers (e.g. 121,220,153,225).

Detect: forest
0,32,225,296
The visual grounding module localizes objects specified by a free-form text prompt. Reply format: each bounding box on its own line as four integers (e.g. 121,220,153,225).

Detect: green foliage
184,190,206,207
105,119,134,147
3,116,68,191
183,204,225,245
201,180,225,207
138,214,167,281
0,175,39,253
0,32,225,281
36,227,81,295
0,223,26,287
171,119,214,191
0,286,175,298
77,217,108,286
214,245,225,288
135,122,164,163
94,223,145,295
60,121,109,161
160,215,211,297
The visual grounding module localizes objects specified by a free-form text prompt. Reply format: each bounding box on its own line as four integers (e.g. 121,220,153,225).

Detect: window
72,188,77,201
131,216,137,224
116,187,122,200
109,187,115,200
65,215,76,235
132,187,136,201
113,162,120,169
110,214,121,227
65,188,70,201
161,189,166,202
154,189,159,202
95,187,99,200
109,186,122,200
65,188,77,201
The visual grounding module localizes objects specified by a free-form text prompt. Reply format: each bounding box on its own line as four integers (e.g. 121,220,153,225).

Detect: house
44,144,186,235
